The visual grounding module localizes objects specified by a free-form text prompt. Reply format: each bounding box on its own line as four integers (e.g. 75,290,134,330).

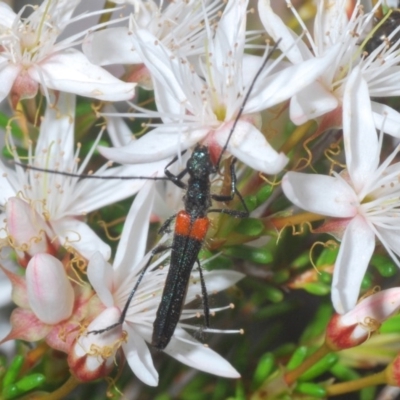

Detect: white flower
98,0,340,175
85,182,244,385
83,0,222,72
0,0,135,106
1,92,167,260
259,0,400,137
282,66,400,314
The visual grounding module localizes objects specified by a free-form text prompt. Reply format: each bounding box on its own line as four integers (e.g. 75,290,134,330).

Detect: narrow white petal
114,181,155,282
215,120,288,175
70,161,167,214
103,105,134,147
99,128,207,164
87,252,114,308
343,67,379,192
163,327,240,378
35,92,76,165
26,254,74,324
51,218,111,261
123,323,158,386
289,82,338,125
371,102,400,138
0,162,17,204
185,270,244,304
282,172,358,218
331,216,375,314
30,49,136,101
83,27,141,66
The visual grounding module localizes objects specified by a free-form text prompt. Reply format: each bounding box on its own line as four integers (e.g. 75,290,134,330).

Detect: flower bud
26,254,74,324
68,307,126,382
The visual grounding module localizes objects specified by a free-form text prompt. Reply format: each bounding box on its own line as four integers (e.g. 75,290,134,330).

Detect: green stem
35,375,80,400
280,120,316,154
326,370,387,397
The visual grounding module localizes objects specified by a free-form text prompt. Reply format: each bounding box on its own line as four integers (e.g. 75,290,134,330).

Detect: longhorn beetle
15,41,280,350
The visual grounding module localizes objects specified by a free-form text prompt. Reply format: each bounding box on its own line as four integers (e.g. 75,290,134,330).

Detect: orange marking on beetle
175,210,209,240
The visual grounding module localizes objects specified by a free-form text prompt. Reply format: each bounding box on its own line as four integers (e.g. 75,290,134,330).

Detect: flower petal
245,44,341,113
114,181,155,282
83,27,141,66
282,172,358,218
289,82,339,125
257,0,310,64
34,92,75,166
163,327,240,378
51,218,111,261
26,254,74,324
331,216,375,314
371,101,400,138
214,120,288,175
87,252,114,308
30,49,136,101
122,322,158,386
343,66,379,192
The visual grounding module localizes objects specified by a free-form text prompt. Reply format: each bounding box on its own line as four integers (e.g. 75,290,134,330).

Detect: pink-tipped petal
68,307,124,382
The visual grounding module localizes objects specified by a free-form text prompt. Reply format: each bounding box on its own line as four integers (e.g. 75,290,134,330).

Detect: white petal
214,120,288,175
26,254,74,324
257,0,310,64
114,181,155,284
375,227,400,261
122,323,158,386
245,44,341,113
163,327,240,378
331,216,375,314
0,63,20,103
35,92,76,166
83,27,141,66
30,49,136,101
343,67,379,192
87,252,114,308
51,218,111,261
0,3,16,27
371,102,400,138
289,82,339,125
103,105,134,147
99,127,207,164
282,172,358,218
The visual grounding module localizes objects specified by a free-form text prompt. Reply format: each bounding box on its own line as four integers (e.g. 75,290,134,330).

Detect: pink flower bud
26,254,74,324
326,288,400,351
6,197,57,263
68,307,126,382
